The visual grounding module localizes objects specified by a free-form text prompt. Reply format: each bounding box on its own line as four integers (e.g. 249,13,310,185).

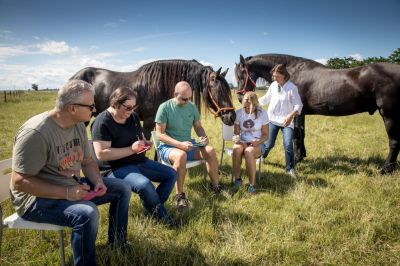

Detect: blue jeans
107,159,177,220
264,123,295,172
22,177,131,266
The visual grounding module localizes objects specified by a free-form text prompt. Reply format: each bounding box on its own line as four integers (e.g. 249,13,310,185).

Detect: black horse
70,59,236,138
235,54,400,174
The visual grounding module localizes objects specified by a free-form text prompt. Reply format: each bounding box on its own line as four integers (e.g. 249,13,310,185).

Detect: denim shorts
158,139,197,164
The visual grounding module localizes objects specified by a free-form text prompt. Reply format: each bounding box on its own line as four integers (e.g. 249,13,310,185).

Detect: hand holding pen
67,174,90,201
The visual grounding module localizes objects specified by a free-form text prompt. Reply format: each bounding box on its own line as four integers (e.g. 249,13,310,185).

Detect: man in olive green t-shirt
10,80,131,265
155,81,222,210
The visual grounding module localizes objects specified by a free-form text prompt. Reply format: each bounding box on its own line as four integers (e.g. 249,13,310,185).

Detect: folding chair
219,124,262,180
0,158,66,266
151,131,206,179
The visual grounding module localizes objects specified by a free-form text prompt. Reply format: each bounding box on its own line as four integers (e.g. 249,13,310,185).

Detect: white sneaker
287,169,297,179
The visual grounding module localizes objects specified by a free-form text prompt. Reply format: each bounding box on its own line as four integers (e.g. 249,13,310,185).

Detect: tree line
326,48,400,69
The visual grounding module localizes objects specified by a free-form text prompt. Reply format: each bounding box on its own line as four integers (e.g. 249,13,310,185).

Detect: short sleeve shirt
235,108,269,142
155,99,200,142
11,111,90,216
91,110,147,169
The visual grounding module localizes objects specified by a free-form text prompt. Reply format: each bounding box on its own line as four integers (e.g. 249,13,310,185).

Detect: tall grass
1,91,399,265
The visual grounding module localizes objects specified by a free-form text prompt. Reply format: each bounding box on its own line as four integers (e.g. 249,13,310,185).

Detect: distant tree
31,84,39,91
326,57,348,69
388,48,400,64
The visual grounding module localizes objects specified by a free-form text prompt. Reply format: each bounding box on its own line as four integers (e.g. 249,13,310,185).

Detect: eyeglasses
73,103,95,111
122,103,136,111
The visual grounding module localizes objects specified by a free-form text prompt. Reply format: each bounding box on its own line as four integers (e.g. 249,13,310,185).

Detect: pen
72,174,83,185
142,132,146,140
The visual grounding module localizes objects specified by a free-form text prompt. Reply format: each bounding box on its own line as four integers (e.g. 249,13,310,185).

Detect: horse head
235,55,258,103
205,67,236,126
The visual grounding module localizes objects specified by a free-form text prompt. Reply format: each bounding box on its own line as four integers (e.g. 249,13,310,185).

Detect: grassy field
1,91,399,265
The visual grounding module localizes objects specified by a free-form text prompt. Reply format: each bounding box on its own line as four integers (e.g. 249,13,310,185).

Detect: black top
91,110,147,169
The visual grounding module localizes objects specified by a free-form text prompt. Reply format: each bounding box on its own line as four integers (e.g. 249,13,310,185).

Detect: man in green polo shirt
155,81,222,210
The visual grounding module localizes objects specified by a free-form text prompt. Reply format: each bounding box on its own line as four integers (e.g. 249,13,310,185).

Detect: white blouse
258,80,303,128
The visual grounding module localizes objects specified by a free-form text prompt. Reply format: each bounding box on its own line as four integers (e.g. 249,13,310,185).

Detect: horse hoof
379,164,396,175
295,156,304,164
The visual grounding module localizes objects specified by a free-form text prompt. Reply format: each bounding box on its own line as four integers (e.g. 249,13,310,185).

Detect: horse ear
240,54,246,65
221,68,229,77
216,67,222,76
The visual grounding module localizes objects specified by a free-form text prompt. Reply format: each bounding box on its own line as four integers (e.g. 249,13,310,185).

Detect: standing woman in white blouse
259,64,303,178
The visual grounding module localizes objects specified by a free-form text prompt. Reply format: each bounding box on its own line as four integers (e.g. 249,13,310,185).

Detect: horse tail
69,67,98,85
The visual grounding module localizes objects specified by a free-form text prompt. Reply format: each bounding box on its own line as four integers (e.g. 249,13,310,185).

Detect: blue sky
0,0,399,90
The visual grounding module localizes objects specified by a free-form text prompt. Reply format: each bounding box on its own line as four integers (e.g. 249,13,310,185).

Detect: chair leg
0,208,3,260
59,230,66,266
219,142,225,167
257,159,262,180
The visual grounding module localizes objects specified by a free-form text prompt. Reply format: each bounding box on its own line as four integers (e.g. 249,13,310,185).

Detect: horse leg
142,117,155,140
293,114,306,163
142,117,157,160
380,115,400,174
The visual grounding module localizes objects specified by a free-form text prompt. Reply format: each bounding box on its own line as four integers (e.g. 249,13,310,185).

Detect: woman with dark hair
232,91,269,195
91,87,177,226
259,64,303,178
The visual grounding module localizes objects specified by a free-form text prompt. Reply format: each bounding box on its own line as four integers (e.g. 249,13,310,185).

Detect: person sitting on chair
91,87,177,226
10,80,132,266
232,91,269,195
155,81,222,211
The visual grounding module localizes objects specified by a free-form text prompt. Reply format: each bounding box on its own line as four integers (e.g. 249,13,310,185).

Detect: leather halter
236,65,257,95
207,73,235,118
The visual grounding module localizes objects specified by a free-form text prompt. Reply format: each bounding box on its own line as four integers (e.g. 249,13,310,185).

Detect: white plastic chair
151,131,206,178
0,158,66,266
219,124,262,179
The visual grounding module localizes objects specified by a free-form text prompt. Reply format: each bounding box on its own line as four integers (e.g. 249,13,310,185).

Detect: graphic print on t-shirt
242,118,256,138
57,138,84,175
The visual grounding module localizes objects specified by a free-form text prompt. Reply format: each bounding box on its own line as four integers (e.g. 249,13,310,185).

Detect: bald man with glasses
155,81,223,211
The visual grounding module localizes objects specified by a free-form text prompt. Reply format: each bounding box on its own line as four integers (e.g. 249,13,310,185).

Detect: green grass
1,91,399,265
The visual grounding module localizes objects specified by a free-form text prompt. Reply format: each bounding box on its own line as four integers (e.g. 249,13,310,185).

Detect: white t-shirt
235,108,269,142
258,80,303,128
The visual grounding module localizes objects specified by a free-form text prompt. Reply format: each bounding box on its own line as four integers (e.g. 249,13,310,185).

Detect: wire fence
0,90,24,104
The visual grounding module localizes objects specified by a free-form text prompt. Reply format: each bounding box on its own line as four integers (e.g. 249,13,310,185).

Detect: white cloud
104,18,126,28
349,53,363,61
104,22,117,28
89,45,99,50
199,60,214,66
133,47,146,52
37,41,79,55
314,58,328,65
0,30,13,40
0,45,30,59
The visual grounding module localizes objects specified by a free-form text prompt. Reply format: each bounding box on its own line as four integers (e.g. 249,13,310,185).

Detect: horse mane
247,54,325,69
134,59,214,113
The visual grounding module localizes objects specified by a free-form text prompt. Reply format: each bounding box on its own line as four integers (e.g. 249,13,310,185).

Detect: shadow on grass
297,154,386,176
96,236,207,266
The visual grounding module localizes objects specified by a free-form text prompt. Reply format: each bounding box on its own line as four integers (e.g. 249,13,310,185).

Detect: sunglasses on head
73,103,95,111
122,103,136,111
